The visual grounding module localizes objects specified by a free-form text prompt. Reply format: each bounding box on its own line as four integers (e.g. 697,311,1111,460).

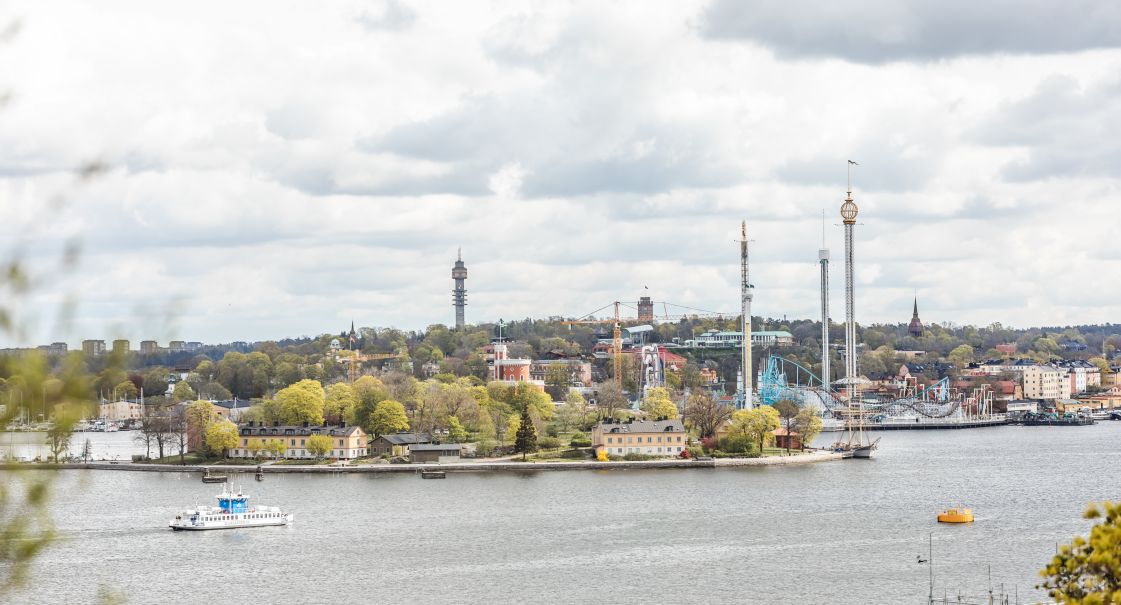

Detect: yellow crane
338,350,401,383
563,301,626,385
562,301,729,387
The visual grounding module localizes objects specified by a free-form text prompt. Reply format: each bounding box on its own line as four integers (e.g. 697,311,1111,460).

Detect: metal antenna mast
818,209,830,390
741,220,754,408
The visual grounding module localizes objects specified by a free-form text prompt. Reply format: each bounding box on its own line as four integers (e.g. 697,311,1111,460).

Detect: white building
689,330,794,348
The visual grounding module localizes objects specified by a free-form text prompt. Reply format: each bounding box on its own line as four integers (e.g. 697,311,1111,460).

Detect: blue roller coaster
756,355,980,419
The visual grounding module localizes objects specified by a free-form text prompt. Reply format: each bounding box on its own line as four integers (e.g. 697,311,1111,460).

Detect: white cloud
1,0,1120,347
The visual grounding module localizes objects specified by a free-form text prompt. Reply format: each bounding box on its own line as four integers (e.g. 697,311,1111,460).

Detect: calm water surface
7,423,1121,604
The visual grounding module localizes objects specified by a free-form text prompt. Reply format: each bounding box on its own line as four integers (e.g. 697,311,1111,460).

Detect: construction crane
562,300,730,387
338,350,401,383
562,301,626,385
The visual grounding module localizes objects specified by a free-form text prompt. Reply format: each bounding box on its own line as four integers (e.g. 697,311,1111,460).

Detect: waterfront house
409,443,462,463
232,421,367,460
771,428,802,450
98,399,143,422
592,418,686,457
369,432,432,457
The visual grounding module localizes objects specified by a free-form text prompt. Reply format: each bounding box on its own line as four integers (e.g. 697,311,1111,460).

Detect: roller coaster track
758,355,967,418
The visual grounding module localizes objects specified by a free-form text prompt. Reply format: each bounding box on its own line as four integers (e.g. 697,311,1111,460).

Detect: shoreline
1,450,843,474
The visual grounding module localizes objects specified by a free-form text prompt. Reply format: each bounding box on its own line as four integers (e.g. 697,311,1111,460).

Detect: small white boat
169,486,291,531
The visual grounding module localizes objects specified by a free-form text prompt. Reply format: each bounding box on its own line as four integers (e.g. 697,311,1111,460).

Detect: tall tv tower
740,220,754,408
818,211,830,390
841,161,859,398
452,249,467,329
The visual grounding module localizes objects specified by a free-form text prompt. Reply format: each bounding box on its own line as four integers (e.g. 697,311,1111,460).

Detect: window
300,439,305,446
338,439,343,447
290,439,295,446
656,436,662,443
627,437,633,443
647,437,652,443
607,437,612,444
242,439,247,446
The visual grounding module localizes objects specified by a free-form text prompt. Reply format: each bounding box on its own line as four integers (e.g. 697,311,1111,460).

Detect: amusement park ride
757,354,1000,429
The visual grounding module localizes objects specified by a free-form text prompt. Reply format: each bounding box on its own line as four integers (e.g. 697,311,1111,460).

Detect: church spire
908,297,923,337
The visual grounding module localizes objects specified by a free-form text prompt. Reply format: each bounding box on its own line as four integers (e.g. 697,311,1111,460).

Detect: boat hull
170,513,292,531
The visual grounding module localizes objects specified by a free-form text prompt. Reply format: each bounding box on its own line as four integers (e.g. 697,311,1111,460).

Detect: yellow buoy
937,507,974,523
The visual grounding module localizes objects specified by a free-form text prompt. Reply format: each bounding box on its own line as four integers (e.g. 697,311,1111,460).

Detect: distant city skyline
3,1,1121,346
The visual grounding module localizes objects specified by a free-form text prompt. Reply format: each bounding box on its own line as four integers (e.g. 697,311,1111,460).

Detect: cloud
974,74,1121,181
701,0,1121,63
356,0,416,32
3,1,1121,346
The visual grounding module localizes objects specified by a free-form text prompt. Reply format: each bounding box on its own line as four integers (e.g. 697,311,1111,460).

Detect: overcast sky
3,0,1121,347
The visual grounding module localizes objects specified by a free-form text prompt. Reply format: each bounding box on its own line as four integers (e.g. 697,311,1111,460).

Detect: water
1,431,155,461
6,423,1120,604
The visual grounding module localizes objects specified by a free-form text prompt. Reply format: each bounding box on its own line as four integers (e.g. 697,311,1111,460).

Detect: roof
409,443,462,452
625,325,654,334
211,399,251,409
597,419,685,433
754,330,793,337
375,432,432,445
239,424,363,437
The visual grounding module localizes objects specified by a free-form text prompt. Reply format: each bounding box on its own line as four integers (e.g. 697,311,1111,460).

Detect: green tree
324,382,357,425
46,406,78,463
794,405,824,451
246,440,262,459
275,379,325,425
350,375,389,430
186,400,217,447
114,380,138,400
370,399,409,437
266,439,287,460
1039,501,1121,603
684,390,732,438
947,344,974,368
204,419,238,458
514,406,538,460
640,387,678,419
773,400,799,454
447,415,468,443
731,406,779,453
1088,357,1110,375
543,364,571,400
171,381,195,403
306,434,332,460
511,382,554,420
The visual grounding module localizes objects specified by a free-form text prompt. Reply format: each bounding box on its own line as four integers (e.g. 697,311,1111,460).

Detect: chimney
340,421,346,428
302,421,309,428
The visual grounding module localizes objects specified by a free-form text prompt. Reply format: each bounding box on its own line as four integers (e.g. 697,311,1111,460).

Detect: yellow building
592,418,686,457
98,399,143,422
231,422,367,460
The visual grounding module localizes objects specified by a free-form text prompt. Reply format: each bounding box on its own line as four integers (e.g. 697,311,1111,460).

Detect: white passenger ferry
169,486,291,531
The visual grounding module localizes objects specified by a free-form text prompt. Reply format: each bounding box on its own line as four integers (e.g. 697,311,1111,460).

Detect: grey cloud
975,74,1121,181
356,0,416,32
362,94,737,197
777,144,938,193
701,0,1121,63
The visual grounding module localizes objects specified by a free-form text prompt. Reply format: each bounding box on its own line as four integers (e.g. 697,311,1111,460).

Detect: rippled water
1,430,152,461
7,423,1121,604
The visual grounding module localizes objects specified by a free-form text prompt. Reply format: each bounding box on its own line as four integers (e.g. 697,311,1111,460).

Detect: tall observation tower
452,249,467,329
840,162,859,399
740,221,755,408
